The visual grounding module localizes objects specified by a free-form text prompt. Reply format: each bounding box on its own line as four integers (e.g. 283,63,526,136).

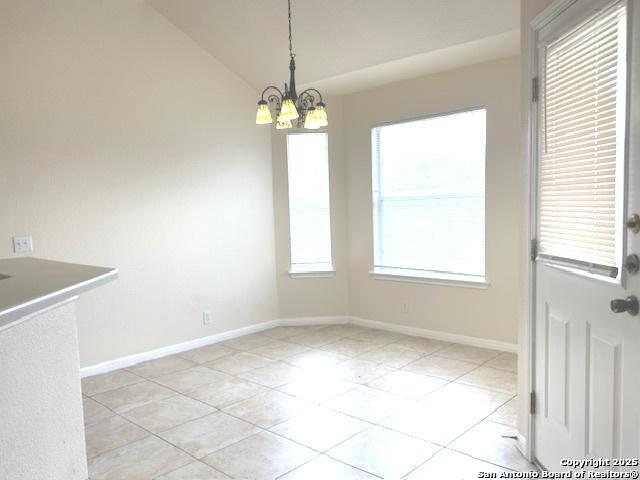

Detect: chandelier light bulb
255,101,273,125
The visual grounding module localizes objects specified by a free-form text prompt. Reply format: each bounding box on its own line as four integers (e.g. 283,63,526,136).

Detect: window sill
288,270,336,279
369,268,489,289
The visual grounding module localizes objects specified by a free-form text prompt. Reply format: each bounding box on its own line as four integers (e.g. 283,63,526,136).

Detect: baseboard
349,316,517,353
79,316,349,378
80,314,516,378
516,431,529,460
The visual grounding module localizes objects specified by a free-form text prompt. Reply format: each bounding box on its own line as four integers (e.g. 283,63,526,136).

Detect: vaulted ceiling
148,0,520,95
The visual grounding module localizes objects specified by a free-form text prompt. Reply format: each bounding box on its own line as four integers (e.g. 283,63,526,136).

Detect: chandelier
255,0,328,130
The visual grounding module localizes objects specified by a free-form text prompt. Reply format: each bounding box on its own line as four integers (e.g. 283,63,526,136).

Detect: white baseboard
80,314,516,377
516,431,529,460
349,316,517,353
80,316,350,378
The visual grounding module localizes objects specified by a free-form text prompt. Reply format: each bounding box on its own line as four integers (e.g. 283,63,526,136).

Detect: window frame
369,107,489,287
285,131,335,278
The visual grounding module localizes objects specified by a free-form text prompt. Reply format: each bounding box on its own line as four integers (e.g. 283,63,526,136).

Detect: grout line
84,325,521,476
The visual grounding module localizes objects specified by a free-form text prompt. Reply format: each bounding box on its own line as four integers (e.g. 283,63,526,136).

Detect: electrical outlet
202,311,213,325
13,236,33,253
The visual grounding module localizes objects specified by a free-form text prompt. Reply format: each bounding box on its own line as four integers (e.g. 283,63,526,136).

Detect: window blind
286,133,333,273
372,109,486,281
538,0,626,277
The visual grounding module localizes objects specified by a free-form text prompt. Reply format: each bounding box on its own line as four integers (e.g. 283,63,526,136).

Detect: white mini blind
538,0,626,276
287,133,333,273
372,109,486,281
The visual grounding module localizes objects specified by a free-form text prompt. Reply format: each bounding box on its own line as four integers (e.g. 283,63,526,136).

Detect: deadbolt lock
624,254,640,274
627,214,640,234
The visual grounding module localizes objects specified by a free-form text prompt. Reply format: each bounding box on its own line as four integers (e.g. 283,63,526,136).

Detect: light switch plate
13,235,33,253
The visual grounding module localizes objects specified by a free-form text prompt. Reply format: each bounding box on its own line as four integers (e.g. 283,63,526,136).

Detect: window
538,0,626,278
286,132,333,274
371,109,487,284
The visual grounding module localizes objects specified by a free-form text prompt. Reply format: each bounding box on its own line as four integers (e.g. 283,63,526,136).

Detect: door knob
627,214,640,234
610,296,639,316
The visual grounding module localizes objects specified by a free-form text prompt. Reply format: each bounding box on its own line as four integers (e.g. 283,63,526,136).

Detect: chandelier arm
298,88,324,104
260,85,284,102
267,94,282,110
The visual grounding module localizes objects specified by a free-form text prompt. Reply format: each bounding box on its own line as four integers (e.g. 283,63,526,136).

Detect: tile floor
82,324,532,479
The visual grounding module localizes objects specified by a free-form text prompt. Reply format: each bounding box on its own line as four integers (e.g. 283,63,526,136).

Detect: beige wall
0,0,278,367
271,100,350,318
343,57,521,344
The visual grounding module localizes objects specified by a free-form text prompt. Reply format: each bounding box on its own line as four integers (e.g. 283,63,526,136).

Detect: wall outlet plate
13,236,33,253
202,311,213,325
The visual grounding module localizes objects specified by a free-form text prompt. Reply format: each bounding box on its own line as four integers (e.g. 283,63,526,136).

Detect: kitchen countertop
0,257,117,330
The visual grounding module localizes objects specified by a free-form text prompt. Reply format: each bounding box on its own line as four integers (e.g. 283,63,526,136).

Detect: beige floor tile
368,370,448,399
85,415,149,459
82,370,143,396
121,394,215,433
184,376,268,409
92,380,176,413
222,390,313,428
331,358,395,384
204,351,276,375
357,343,425,368
380,399,483,445
261,326,309,340
155,461,231,479
323,385,411,423
201,431,317,479
456,366,517,394
427,382,513,418
349,328,404,345
159,411,259,459
154,366,230,392
320,324,370,337
435,344,502,364
286,329,344,348
406,448,509,479
88,436,192,480
221,333,274,350
320,338,379,357
390,336,450,354
285,349,350,371
250,340,311,360
381,383,511,445
83,397,114,427
403,355,478,380
175,344,235,364
271,406,371,451
277,375,357,403
449,420,533,471
488,397,518,427
238,361,307,387
327,426,439,479
280,454,379,479
485,352,518,373
125,355,196,379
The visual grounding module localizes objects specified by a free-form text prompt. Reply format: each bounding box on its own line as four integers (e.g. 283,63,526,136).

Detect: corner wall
0,0,278,367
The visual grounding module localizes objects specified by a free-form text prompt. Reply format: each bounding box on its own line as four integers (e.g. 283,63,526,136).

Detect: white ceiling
148,0,520,95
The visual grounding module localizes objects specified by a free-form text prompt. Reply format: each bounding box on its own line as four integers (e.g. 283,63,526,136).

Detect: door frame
524,0,634,466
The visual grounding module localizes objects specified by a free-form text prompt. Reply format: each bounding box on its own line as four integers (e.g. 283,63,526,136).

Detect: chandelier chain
288,0,294,57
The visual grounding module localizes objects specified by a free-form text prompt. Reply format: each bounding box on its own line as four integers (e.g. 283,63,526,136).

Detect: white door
533,0,640,471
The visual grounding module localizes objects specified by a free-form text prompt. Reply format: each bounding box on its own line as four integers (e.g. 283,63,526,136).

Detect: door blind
538,0,626,276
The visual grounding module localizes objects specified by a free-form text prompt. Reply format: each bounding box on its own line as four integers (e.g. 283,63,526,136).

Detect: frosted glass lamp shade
280,98,299,120
314,103,328,127
255,101,273,125
304,108,320,129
